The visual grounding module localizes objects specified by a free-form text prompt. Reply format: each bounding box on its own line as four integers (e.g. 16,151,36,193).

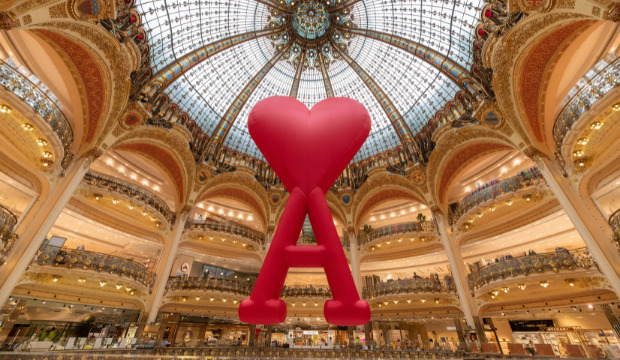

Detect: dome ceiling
136,0,484,161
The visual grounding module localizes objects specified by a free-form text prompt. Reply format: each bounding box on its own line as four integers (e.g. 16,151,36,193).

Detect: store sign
181,263,190,273
544,327,576,332
303,331,319,335
446,327,456,331
509,320,554,332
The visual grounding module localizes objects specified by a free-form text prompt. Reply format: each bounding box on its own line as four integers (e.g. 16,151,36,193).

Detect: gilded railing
83,170,176,224
186,219,265,245
610,208,620,250
166,277,252,296
467,247,596,290
359,221,436,246
35,245,155,287
448,168,544,225
0,204,18,256
281,285,332,298
0,59,74,168
553,56,620,165
363,277,456,298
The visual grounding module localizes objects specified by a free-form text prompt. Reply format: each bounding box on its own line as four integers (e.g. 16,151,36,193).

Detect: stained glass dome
135,0,485,162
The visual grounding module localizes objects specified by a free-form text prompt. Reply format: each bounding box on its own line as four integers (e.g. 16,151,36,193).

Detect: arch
109,126,196,208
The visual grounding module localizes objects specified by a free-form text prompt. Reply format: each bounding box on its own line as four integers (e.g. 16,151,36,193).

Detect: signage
446,327,456,331
544,327,576,332
303,331,319,335
509,319,554,332
181,262,191,273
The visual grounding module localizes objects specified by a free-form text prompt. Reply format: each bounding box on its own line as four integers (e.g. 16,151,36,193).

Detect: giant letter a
238,97,371,325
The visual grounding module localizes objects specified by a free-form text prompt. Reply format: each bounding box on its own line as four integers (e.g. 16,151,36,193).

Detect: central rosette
292,1,330,40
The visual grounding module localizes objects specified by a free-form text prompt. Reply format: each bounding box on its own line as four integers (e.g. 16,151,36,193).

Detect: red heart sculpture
240,97,371,326
248,97,371,195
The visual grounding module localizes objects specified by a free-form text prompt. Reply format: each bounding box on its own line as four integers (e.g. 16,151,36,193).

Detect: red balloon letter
238,97,371,325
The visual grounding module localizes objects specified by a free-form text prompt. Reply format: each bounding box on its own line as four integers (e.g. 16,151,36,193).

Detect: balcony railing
0,204,18,256
0,59,74,169
467,247,596,290
281,285,332,298
553,55,620,165
363,277,456,298
610,208,620,241
359,221,436,246
448,168,544,225
167,276,253,296
34,245,155,287
187,219,265,245
83,170,176,224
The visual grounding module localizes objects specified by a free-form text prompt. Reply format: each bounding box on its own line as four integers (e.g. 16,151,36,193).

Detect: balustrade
0,59,74,168
553,56,620,165
281,284,332,298
363,277,456,298
359,221,436,246
610,208,620,239
0,204,18,256
467,247,596,290
187,219,265,245
448,168,544,225
83,170,176,224
166,276,253,296
34,245,155,287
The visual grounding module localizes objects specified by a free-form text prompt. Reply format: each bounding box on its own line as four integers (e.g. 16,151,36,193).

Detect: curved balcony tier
611,208,620,245
82,170,176,225
0,59,74,168
281,285,332,298
448,168,545,226
34,245,155,287
166,277,252,296
0,203,18,257
186,220,265,246
467,247,596,291
363,277,456,299
359,221,437,249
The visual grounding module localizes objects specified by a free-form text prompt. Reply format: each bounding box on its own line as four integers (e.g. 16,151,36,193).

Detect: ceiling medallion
268,0,355,70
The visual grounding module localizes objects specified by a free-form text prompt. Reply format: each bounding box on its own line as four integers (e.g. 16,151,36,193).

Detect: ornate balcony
166,276,253,296
358,221,437,247
363,277,456,299
0,203,18,257
611,208,620,248
553,56,620,167
448,168,544,226
82,170,176,224
467,247,596,291
186,219,265,245
34,245,155,287
281,285,332,298
0,59,74,168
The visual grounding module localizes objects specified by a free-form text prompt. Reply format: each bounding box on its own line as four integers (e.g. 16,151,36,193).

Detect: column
145,210,190,324
248,324,256,347
0,298,26,343
453,317,466,345
0,155,93,306
533,154,620,296
265,324,272,347
433,209,485,340
348,230,362,297
602,304,620,339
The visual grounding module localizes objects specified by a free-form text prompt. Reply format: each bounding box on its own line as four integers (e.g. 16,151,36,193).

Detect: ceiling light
489,206,495,212
196,296,201,301
501,287,509,293
36,138,48,146
21,123,33,131
517,284,526,290
420,299,426,303
53,276,59,282
94,194,102,201
0,104,12,113
540,281,549,288
505,200,513,206
42,159,53,167
208,206,214,211
100,281,107,287
247,215,253,221
590,122,603,129
577,138,589,145
613,103,620,111
112,199,119,205
142,211,147,216
128,204,134,210
78,278,86,284
116,285,122,289
573,150,584,158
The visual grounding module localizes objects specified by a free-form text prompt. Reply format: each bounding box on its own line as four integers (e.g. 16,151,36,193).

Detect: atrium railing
467,247,596,290
0,204,18,256
363,277,456,298
34,245,155,287
166,276,252,296
186,219,265,245
553,55,620,166
83,170,176,224
281,284,332,298
0,59,74,169
359,221,436,246
448,168,544,225
610,208,620,247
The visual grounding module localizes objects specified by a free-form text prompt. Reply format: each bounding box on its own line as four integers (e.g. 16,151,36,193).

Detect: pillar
348,230,362,297
265,324,272,347
0,298,26,343
145,210,190,324
248,324,256,347
433,209,486,341
602,304,620,339
533,154,620,296
0,155,93,306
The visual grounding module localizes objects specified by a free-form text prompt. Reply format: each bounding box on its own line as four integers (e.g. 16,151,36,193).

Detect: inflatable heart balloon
238,96,371,325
